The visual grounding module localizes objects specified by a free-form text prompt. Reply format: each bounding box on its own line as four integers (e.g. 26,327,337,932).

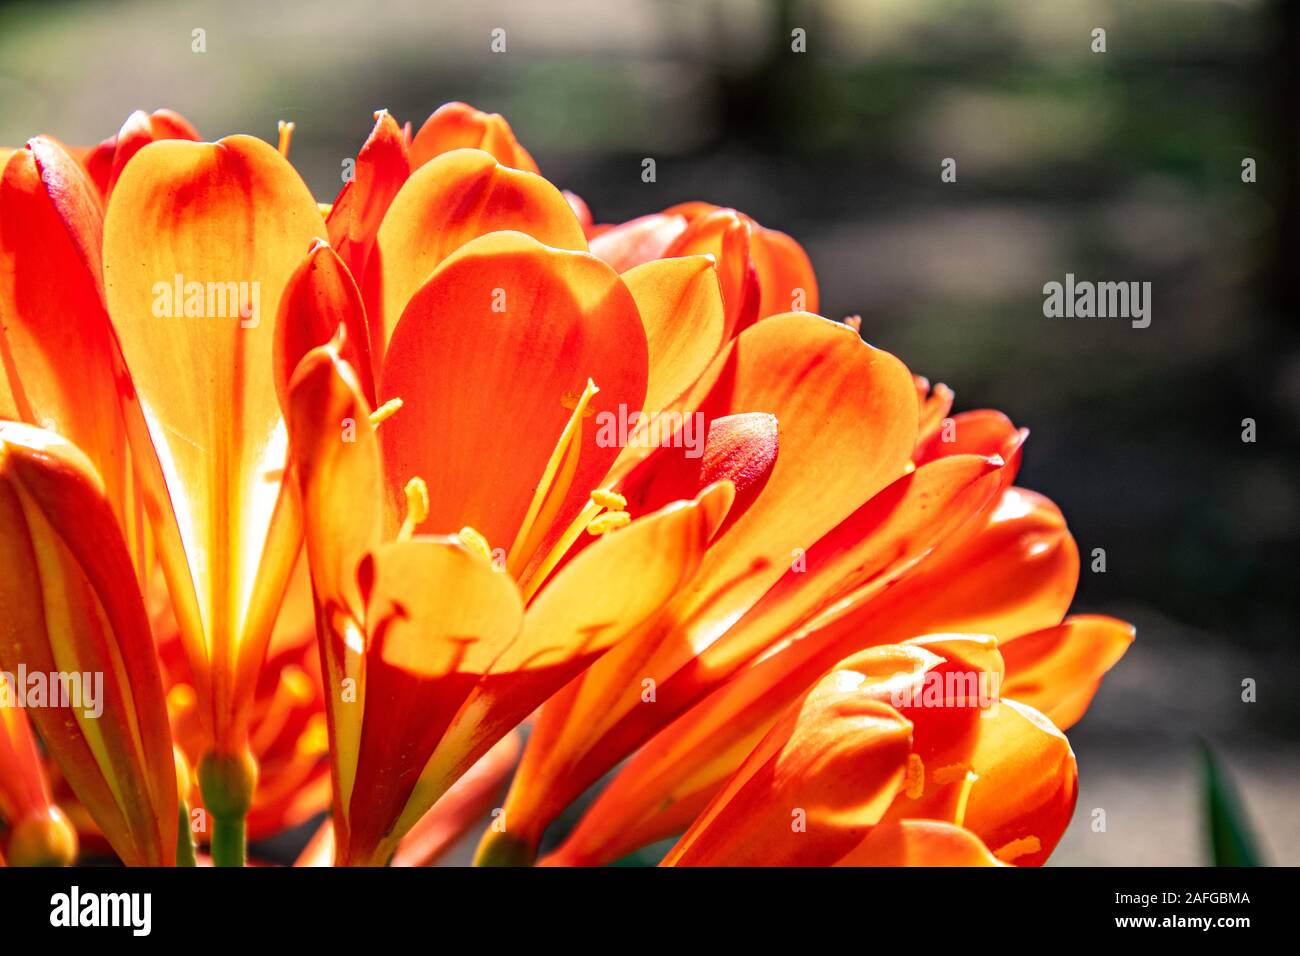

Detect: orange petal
915,409,1023,464
275,240,377,410
588,213,689,272
285,342,384,825
664,208,759,336
835,819,1006,866
379,231,646,555
326,110,409,287
102,134,328,751
714,453,1005,666
544,638,994,867
409,101,539,173
106,109,201,196
883,698,1076,866
295,729,520,868
365,148,586,355
392,730,521,867
0,681,52,822
0,139,143,556
749,225,819,318
0,422,177,865
563,190,594,234
621,255,726,412
1000,614,1135,730
803,486,1080,667
340,537,524,866
661,673,913,866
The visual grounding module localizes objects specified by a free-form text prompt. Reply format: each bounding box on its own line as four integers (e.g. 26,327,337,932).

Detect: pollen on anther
904,753,925,799
403,477,429,526
590,489,627,511
369,397,403,426
993,835,1041,863
457,526,493,561
587,510,631,536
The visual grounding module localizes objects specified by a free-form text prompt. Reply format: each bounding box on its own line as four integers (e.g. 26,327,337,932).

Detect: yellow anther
993,835,1041,863
844,314,862,333
587,510,631,536
397,476,428,539
952,770,979,829
277,120,296,157
369,397,403,426
904,753,925,800
590,489,627,511
457,526,493,561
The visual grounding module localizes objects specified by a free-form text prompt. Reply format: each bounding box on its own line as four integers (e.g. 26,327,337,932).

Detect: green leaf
1199,738,1263,867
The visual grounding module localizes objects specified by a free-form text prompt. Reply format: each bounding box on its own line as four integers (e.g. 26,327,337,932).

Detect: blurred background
2,0,1296,865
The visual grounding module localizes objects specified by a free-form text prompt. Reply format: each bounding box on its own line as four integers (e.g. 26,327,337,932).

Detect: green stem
196,749,257,868
210,812,247,868
176,804,197,867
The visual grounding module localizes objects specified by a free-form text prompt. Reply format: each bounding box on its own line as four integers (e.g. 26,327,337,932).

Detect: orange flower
1,99,1134,870
2,116,324,863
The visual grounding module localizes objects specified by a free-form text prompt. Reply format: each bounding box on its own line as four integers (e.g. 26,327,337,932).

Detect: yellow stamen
993,835,1041,863
369,397,403,426
587,510,631,536
904,753,925,799
505,378,600,577
953,770,979,828
457,526,493,562
398,476,428,539
277,120,296,157
590,489,627,511
317,202,333,218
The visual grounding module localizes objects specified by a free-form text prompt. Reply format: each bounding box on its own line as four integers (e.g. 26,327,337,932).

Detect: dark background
2,0,1296,865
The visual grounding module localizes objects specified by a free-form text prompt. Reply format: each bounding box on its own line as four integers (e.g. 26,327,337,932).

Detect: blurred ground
4,0,1297,865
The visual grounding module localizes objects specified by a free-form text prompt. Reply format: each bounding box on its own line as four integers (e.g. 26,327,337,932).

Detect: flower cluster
0,103,1132,867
